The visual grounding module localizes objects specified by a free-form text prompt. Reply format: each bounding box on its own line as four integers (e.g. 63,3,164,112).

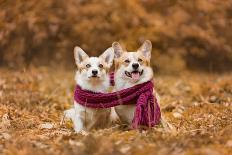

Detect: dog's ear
100,47,114,67
138,40,152,58
74,46,89,65
112,42,123,59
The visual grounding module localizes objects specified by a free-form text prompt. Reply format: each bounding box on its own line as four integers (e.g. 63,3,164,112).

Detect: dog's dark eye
99,64,103,68
124,59,130,63
138,58,143,62
86,64,91,68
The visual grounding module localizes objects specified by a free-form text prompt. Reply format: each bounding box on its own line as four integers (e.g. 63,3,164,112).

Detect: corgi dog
64,46,114,133
112,40,173,130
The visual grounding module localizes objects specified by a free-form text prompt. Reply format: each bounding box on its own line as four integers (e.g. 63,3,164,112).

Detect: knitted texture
74,81,161,128
109,72,115,86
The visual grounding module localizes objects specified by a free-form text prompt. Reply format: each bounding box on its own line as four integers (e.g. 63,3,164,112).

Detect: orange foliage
0,0,232,72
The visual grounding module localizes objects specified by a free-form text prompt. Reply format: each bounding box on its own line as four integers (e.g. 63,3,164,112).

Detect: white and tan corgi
112,40,173,130
64,46,114,133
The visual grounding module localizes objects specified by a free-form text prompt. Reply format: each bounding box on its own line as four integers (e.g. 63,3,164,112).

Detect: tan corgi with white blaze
112,40,173,130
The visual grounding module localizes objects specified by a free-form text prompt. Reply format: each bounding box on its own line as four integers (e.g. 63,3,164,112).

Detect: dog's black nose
92,70,98,75
132,63,139,69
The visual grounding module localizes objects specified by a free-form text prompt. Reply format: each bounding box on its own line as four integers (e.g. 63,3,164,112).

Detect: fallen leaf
173,112,182,118
39,122,54,129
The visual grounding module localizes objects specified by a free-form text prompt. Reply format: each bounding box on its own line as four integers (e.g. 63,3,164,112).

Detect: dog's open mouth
125,70,143,81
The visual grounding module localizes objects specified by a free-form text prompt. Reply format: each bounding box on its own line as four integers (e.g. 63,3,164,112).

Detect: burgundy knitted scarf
74,77,161,128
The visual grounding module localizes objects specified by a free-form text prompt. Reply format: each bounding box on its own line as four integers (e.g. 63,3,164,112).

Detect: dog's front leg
73,114,84,133
110,107,120,124
73,102,86,133
63,107,84,132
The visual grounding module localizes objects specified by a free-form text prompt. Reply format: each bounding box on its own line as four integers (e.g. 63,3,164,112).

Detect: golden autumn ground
0,67,231,155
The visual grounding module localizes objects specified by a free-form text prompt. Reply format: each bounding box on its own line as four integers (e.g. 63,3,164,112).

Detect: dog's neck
114,67,153,90
75,71,110,93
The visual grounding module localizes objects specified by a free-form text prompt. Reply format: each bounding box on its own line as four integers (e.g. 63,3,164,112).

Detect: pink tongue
131,72,140,80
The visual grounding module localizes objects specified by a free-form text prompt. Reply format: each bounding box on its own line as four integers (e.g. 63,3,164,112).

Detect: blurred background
0,0,232,73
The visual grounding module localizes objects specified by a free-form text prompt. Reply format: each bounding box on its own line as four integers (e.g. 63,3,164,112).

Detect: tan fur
112,40,175,132
114,50,150,70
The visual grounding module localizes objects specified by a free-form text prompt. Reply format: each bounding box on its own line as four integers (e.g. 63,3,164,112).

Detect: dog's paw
64,108,75,120
61,108,75,129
